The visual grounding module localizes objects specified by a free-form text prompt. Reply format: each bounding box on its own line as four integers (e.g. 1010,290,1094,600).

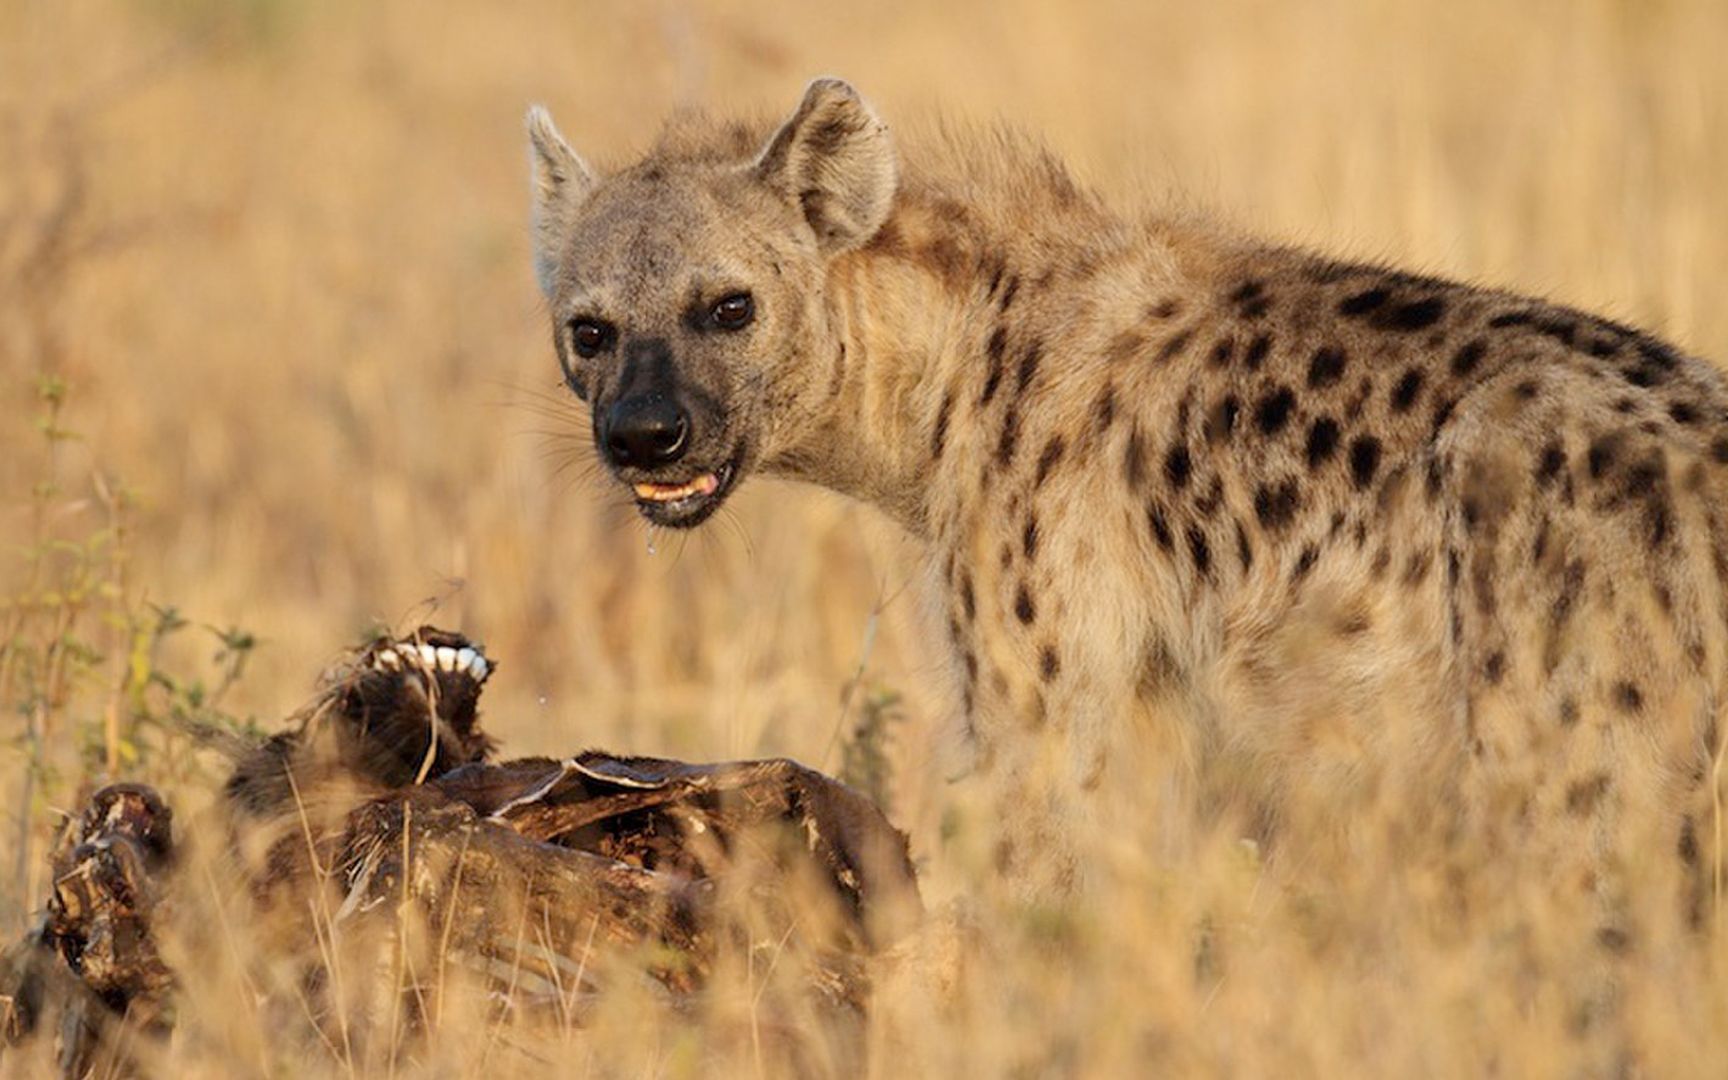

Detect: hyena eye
710,292,754,331
569,318,613,358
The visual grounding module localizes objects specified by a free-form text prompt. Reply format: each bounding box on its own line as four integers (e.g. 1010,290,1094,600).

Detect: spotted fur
528,81,1728,950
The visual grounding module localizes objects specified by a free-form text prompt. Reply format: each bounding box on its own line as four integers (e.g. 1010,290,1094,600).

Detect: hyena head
527,79,897,527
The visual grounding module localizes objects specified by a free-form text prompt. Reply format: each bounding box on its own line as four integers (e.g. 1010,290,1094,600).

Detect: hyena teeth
468,655,490,679
376,650,401,670
418,644,438,667
435,646,458,671
456,647,477,671
633,472,720,502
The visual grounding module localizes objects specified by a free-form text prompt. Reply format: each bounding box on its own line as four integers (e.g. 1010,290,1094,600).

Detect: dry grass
4,0,1728,1075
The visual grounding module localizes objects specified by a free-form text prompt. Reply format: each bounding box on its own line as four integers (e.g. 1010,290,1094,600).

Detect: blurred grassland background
3,0,1728,1074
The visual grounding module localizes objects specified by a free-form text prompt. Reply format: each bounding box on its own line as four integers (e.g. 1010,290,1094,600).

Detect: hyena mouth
630,455,740,528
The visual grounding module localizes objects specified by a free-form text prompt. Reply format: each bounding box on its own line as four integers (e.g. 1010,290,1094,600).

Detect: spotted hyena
525,80,1726,936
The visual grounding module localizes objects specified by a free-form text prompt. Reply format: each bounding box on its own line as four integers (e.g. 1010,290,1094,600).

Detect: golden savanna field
4,0,1728,1075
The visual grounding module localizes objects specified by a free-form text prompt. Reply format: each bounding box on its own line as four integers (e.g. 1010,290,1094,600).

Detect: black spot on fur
1292,544,1319,583
1150,297,1181,319
1165,444,1192,490
1471,557,1497,617
1489,311,1534,329
999,274,1021,311
1712,437,1728,464
960,572,976,621
1124,428,1146,489
1244,335,1272,371
1533,317,1578,347
1373,296,1446,332
1158,329,1194,364
1093,385,1117,434
1014,583,1036,624
1536,441,1566,487
1637,338,1680,369
1559,697,1579,727
1646,494,1674,551
931,391,954,460
1187,527,1212,578
1235,521,1253,571
1587,436,1617,480
1450,340,1487,377
1039,645,1060,682
1425,456,1445,500
1106,329,1147,364
1461,494,1482,533
1136,636,1181,703
1484,650,1506,685
1613,680,1643,714
1669,401,1700,426
1306,417,1340,469
1391,369,1425,413
1231,280,1270,318
1338,287,1390,316
1622,362,1667,388
1549,557,1585,649
980,328,1007,405
1015,340,1044,394
1567,774,1610,815
1307,346,1347,389
1210,339,1235,368
1349,436,1382,489
1624,458,1662,493
996,407,1021,466
1035,436,1066,487
1430,397,1457,436
1148,503,1175,551
1254,479,1302,531
1255,386,1296,437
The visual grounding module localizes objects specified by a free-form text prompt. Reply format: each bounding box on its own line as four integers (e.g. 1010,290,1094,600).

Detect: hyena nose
604,394,690,468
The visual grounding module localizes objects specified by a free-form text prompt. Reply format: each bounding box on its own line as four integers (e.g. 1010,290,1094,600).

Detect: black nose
604,394,690,467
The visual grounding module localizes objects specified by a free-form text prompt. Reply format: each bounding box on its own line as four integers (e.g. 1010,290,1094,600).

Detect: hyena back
527,79,1728,938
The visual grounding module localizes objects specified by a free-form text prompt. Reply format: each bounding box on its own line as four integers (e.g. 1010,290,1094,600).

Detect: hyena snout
602,393,691,469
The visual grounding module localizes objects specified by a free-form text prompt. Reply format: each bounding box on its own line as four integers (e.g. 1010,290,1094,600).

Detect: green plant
839,684,903,810
0,376,259,926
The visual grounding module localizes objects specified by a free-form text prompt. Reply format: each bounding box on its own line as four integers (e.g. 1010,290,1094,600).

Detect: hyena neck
766,190,1074,536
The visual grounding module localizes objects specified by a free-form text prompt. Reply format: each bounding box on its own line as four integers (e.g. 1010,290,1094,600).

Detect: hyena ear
754,78,897,254
525,105,594,298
